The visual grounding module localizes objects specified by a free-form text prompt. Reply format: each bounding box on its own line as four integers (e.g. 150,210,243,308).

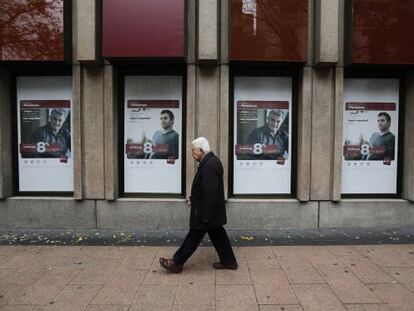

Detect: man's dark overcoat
189,152,227,230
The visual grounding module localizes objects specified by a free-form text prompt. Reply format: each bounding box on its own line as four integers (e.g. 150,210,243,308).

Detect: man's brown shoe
159,258,183,273
212,262,238,270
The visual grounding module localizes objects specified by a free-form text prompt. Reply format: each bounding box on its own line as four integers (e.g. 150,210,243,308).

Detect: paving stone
232,246,245,258
383,267,414,291
259,305,303,311
336,255,395,284
91,267,146,305
0,306,45,311
0,283,27,305
316,266,381,304
0,246,21,254
43,284,102,311
3,265,49,285
172,305,215,311
174,283,215,306
244,247,275,260
247,257,281,271
85,306,129,311
344,304,392,311
367,283,414,309
180,269,215,285
250,269,291,289
299,246,344,267
119,247,156,270
10,267,81,305
216,303,258,311
132,285,176,307
216,285,257,308
128,304,172,311
383,245,414,267
70,259,118,285
215,259,251,285
38,246,103,268
0,269,15,281
143,259,182,286
185,248,221,271
326,246,361,257
0,246,46,269
277,256,324,284
355,246,411,268
292,284,346,311
272,246,301,258
254,284,299,305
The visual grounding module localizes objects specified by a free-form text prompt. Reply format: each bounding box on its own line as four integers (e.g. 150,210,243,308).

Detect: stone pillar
296,66,312,201
104,64,118,200
402,70,414,201
76,0,101,64
0,68,13,198
186,0,196,64
72,65,83,199
197,0,219,65
331,67,344,201
82,67,105,199
186,65,197,197
310,68,335,200
219,65,229,199
314,0,340,65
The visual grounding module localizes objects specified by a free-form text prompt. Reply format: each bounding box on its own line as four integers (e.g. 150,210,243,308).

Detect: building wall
0,0,413,231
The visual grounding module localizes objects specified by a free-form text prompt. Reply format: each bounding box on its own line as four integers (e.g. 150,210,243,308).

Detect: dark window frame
117,62,187,198
11,66,73,197
341,67,406,198
229,62,300,199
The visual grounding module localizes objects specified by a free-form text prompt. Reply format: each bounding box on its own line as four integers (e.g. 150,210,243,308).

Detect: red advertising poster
233,76,292,194
19,100,71,160
235,101,289,162
124,76,182,194
17,76,73,192
342,79,399,194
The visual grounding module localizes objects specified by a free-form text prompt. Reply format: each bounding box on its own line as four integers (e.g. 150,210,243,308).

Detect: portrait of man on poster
363,112,395,161
246,109,289,160
30,108,71,158
147,109,179,159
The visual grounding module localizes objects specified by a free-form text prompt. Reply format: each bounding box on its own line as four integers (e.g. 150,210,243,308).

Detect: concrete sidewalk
1,244,414,310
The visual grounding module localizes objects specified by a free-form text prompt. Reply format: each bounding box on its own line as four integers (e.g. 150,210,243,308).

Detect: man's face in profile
160,113,174,130
377,115,390,132
49,113,65,134
191,147,203,162
267,113,282,133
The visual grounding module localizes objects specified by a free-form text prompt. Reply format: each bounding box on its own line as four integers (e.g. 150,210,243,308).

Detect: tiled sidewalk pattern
0,244,414,310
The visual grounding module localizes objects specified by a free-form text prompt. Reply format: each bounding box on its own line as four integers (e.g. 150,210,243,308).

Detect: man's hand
186,198,191,208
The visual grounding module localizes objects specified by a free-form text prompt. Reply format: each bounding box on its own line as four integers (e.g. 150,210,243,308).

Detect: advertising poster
342,79,399,194
124,76,182,193
17,76,73,192
233,76,292,194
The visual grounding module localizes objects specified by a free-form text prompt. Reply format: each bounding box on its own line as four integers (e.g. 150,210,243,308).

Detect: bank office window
123,75,184,194
232,76,293,195
16,76,73,193
342,78,400,195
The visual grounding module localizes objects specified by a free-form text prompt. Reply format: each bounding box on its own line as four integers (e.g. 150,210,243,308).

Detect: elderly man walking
159,137,238,273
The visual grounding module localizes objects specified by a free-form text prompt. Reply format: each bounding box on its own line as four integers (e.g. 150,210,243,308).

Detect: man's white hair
191,137,210,153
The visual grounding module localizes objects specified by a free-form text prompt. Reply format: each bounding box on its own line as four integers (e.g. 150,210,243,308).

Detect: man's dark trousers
173,226,236,265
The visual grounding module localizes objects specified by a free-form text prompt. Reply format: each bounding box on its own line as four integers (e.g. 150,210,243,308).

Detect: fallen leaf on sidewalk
240,236,254,241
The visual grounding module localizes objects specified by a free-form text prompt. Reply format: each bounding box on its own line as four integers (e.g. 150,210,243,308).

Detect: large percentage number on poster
253,143,263,155
360,143,370,156
36,142,48,153
143,142,153,154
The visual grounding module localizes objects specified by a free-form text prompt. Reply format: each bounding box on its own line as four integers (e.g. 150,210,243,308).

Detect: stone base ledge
320,200,414,228
0,198,96,229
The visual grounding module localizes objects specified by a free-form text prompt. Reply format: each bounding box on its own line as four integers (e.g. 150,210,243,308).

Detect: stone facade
0,0,413,230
